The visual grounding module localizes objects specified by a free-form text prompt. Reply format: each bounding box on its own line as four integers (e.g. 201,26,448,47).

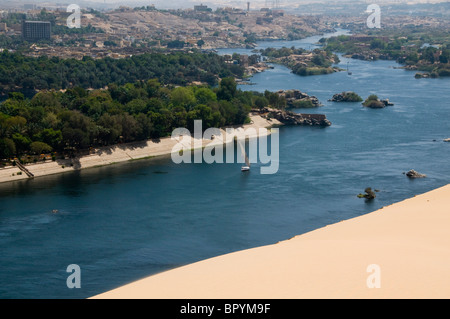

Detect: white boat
238,138,251,172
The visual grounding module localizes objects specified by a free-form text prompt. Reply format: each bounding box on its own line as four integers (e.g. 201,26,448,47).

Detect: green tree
36,128,63,150
254,96,269,109
197,39,205,47
312,54,327,67
171,87,196,110
217,77,237,101
193,87,217,105
59,110,96,149
370,38,386,50
30,141,52,154
0,138,16,158
125,99,148,114
12,133,31,154
97,113,122,145
119,113,142,142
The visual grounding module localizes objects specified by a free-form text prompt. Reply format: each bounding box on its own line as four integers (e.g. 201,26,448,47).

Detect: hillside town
0,3,334,59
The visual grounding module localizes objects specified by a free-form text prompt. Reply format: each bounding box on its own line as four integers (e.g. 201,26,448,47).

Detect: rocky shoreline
252,107,332,127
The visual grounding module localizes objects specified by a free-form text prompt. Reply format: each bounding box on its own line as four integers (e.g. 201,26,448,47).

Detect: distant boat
347,62,352,75
238,138,251,172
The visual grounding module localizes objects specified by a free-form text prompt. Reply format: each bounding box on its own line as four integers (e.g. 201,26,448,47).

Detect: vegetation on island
260,47,341,76
330,91,363,102
362,94,385,108
321,29,450,78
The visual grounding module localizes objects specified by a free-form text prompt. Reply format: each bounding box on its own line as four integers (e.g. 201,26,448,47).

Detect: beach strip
92,184,450,299
0,115,280,184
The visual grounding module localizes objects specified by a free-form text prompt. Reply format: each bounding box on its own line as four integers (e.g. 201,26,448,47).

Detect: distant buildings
23,4,37,10
22,21,51,41
0,23,7,33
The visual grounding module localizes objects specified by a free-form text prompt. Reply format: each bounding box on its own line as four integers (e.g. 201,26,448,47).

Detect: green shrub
30,141,53,155
363,100,385,108
343,92,363,102
292,100,315,108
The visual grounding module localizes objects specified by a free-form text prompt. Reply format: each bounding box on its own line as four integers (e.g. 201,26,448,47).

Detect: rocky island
260,47,342,77
357,187,377,200
253,107,332,127
362,95,394,108
405,169,427,179
329,92,363,102
277,90,322,108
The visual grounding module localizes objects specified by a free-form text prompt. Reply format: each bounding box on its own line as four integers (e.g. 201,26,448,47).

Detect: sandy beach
0,115,280,184
92,184,450,299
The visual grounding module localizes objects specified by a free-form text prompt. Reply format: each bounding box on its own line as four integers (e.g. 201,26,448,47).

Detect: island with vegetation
321,28,450,78
362,94,393,109
260,47,341,76
329,92,363,103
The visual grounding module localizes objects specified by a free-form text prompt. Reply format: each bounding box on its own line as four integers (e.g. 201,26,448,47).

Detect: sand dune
92,184,450,299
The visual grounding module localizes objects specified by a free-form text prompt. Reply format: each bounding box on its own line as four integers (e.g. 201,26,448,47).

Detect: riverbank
0,115,281,184
92,184,450,299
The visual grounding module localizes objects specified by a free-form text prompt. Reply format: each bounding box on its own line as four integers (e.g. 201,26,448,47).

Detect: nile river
1,30,449,298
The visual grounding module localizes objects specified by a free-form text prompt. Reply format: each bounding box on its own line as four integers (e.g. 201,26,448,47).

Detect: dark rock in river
277,90,322,108
358,187,376,200
380,99,394,106
253,107,331,127
405,169,427,178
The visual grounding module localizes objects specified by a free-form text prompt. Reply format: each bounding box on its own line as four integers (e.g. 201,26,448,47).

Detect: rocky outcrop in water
405,169,427,178
329,91,363,102
277,90,322,108
380,99,394,106
358,187,377,200
253,107,331,127
362,96,394,108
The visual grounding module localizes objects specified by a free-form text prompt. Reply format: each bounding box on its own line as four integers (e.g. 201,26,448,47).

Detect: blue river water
0,30,449,298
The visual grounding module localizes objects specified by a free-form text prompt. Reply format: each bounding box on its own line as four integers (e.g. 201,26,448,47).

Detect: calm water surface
1,30,449,298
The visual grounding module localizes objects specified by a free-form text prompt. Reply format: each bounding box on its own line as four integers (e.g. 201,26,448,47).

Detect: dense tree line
0,51,245,95
0,78,282,161
260,47,307,58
